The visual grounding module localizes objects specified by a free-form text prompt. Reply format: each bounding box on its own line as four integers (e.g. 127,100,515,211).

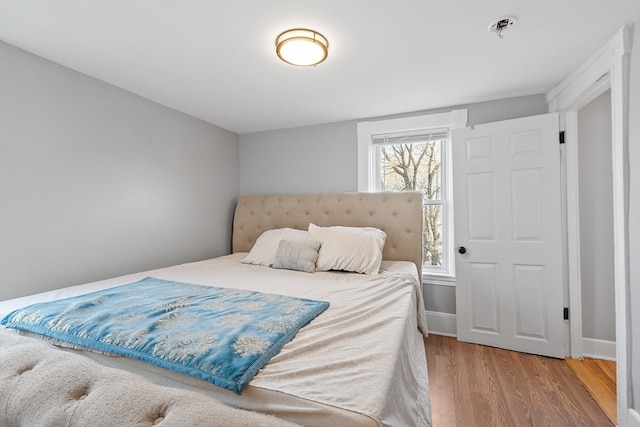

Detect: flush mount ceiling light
276,28,329,67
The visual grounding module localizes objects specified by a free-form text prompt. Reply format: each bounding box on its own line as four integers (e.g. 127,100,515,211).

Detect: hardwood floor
566,357,617,424
424,335,613,427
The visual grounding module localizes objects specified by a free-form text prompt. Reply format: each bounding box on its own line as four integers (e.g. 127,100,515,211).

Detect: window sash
374,137,451,275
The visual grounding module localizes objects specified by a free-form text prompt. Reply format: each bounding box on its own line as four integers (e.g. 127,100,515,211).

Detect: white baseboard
425,310,457,337
582,337,616,361
423,314,616,360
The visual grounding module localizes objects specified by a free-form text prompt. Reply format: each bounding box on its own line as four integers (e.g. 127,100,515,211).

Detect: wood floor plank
590,359,616,394
488,346,535,426
566,358,617,424
425,335,613,427
596,359,617,384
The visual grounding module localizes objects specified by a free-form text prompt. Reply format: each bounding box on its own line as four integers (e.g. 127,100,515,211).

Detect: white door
452,113,565,358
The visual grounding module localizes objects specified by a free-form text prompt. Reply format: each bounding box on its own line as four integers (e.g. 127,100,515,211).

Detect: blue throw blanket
1,277,329,394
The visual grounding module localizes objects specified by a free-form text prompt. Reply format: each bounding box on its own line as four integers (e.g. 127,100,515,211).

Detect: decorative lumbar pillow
272,240,321,273
308,223,386,275
241,228,309,266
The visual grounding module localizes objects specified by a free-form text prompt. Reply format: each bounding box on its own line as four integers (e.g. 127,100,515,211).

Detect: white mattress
0,254,431,427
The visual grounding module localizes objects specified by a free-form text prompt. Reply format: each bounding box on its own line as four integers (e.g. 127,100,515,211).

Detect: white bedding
0,253,431,427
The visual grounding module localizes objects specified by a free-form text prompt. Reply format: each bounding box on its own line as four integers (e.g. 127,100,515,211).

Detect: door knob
457,246,467,254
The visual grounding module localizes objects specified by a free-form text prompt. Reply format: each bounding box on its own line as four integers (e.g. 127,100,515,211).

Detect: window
375,131,447,269
357,110,467,279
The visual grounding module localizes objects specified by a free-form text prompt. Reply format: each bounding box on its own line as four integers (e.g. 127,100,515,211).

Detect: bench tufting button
18,366,34,375
71,385,90,401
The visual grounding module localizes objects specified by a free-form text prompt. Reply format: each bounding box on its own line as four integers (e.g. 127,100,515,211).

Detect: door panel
468,262,499,333
453,113,564,358
511,169,542,240
513,264,546,338
466,172,496,240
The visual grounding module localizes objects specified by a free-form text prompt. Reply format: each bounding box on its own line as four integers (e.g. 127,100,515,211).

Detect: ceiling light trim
276,28,329,67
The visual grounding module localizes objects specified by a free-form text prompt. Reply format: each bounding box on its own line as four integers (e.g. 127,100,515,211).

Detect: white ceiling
0,1,638,134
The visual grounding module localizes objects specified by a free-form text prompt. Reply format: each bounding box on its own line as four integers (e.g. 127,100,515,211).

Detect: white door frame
546,25,632,426
547,36,613,360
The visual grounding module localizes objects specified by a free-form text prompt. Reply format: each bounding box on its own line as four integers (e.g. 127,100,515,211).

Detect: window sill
422,273,456,287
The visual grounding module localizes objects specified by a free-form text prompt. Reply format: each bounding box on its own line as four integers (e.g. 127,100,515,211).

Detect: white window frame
357,109,467,280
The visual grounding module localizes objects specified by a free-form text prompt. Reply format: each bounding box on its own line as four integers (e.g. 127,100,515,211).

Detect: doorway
576,90,616,358
571,89,617,423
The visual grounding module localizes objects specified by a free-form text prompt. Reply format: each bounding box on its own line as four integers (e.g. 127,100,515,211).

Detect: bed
0,192,431,427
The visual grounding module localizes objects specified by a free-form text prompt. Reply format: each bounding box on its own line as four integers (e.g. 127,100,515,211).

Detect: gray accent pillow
271,240,321,273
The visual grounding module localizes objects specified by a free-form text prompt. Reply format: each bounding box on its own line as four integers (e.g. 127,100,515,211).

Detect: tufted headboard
232,192,423,282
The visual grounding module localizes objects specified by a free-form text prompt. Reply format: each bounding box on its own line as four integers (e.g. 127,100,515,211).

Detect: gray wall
628,17,640,415
240,95,548,197
0,42,239,300
239,94,549,314
239,121,356,194
577,90,615,342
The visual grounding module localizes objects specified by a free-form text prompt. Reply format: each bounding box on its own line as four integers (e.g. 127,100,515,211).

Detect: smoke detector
488,16,518,38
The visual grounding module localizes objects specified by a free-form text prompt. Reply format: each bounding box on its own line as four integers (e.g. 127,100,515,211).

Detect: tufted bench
0,330,301,427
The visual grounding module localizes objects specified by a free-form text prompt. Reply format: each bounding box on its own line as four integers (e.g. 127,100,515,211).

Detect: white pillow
241,228,310,266
308,223,386,275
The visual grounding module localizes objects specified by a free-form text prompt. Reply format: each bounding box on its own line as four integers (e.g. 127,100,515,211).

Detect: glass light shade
276,29,328,67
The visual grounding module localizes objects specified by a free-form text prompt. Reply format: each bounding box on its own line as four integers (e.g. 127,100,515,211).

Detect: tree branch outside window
379,140,443,267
